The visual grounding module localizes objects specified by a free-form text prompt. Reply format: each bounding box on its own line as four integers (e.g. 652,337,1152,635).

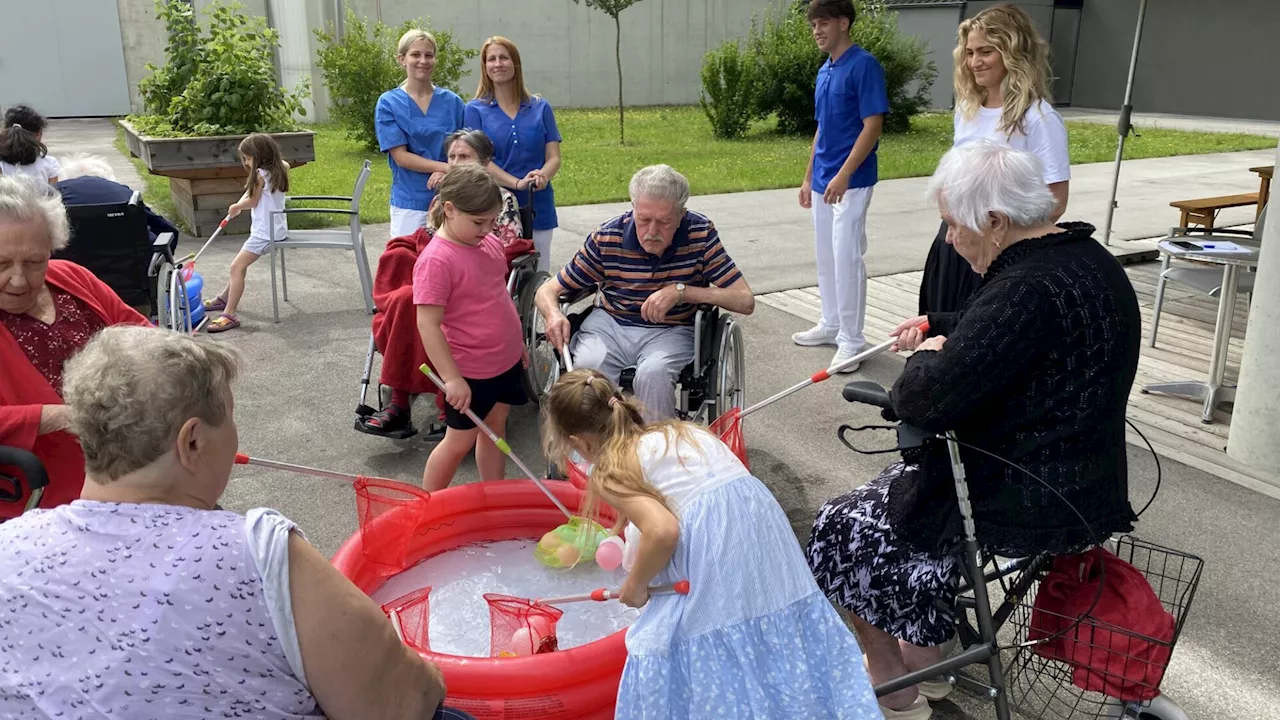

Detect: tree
573,0,643,144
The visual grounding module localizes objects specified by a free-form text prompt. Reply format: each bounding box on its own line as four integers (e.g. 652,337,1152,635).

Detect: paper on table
1161,240,1254,255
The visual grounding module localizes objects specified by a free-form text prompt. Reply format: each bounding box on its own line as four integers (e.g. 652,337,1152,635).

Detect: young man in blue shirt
796,0,889,373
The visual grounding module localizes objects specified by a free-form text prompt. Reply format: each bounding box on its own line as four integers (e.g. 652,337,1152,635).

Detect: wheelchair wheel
518,271,559,405
708,315,746,424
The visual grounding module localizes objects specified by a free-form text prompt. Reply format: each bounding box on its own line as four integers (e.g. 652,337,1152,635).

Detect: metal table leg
1142,263,1239,423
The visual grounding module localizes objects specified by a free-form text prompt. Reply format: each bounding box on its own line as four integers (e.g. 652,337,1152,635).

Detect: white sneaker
792,325,839,347
830,345,863,374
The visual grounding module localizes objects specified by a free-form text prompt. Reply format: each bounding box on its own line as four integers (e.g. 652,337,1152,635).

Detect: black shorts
443,360,527,430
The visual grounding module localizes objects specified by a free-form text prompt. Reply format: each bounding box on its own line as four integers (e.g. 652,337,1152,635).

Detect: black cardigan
888,223,1141,556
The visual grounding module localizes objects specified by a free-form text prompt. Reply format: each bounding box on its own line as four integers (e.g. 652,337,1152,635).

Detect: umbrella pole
1101,0,1149,246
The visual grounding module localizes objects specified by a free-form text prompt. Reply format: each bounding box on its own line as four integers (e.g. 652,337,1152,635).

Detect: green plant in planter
314,7,477,152
131,0,309,137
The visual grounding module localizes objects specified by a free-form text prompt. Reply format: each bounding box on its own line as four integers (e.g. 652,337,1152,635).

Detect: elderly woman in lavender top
0,325,472,720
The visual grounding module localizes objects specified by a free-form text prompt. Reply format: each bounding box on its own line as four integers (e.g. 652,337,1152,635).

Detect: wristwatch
675,283,686,304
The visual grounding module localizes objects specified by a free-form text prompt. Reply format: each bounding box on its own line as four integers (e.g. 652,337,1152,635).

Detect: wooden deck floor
758,263,1280,499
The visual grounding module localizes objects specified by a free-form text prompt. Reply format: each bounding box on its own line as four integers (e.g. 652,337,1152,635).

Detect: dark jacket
55,175,179,243
888,223,1140,556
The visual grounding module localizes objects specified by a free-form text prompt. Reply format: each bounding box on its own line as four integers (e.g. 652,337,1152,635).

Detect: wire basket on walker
1003,536,1203,720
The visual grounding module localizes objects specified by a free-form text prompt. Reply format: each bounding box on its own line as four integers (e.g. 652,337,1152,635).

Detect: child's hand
443,377,471,413
227,205,243,220
618,579,650,609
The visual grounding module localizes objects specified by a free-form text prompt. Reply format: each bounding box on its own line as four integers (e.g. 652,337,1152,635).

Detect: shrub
133,0,308,137
315,7,477,152
699,39,758,140
751,0,935,135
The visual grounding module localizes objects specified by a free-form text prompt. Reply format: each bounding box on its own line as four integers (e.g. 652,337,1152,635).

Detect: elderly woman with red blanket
358,129,525,438
0,175,150,519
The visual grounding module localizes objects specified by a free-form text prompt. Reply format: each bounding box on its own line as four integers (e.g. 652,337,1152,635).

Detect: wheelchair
543,286,747,425
0,445,49,519
841,380,1198,720
148,231,206,334
353,243,556,440
61,191,157,313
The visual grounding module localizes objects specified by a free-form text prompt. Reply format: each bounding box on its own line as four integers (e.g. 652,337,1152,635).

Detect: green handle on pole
420,363,571,519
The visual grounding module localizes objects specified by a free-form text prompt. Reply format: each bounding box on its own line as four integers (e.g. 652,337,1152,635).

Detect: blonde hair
397,28,438,86
427,162,503,231
543,370,692,529
475,36,532,103
953,4,1052,137
62,326,240,483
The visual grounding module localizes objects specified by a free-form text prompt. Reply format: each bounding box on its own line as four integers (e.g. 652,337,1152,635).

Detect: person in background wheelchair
534,164,754,421
806,142,1142,720
54,153,179,247
358,129,524,438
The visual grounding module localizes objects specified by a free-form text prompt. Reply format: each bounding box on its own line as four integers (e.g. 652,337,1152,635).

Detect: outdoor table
1142,238,1262,423
1250,165,1272,220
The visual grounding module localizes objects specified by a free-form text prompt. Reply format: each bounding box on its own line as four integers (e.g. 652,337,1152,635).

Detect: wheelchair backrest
60,192,152,308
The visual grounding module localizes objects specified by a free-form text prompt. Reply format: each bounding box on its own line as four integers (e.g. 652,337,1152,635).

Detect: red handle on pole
235,452,249,464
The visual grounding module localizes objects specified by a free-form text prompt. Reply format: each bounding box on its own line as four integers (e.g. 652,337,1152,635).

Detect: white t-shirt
620,426,750,572
0,155,60,183
953,100,1070,184
250,168,289,242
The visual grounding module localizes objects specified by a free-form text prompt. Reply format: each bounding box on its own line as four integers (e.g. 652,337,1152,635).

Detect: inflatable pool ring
332,479,624,720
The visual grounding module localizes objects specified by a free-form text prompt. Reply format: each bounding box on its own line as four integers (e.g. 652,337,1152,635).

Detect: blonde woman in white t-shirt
919,4,1069,315
0,105,59,185
204,133,290,333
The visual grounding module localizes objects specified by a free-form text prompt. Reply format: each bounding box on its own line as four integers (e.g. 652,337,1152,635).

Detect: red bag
1028,547,1175,701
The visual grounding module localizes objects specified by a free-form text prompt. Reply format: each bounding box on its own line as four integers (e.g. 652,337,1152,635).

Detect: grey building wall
890,3,965,111
343,0,781,109
1072,0,1280,121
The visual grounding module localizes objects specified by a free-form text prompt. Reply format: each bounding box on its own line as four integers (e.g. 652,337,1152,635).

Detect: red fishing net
484,594,563,657
355,476,432,572
709,407,749,470
382,587,431,651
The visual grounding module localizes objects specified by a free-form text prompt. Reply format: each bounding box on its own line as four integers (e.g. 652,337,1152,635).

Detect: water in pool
371,539,640,657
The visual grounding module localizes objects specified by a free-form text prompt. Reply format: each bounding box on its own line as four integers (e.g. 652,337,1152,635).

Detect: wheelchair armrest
508,253,538,274
843,380,892,409
0,445,50,504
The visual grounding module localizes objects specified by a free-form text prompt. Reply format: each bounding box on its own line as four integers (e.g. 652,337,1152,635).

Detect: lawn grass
119,107,1276,232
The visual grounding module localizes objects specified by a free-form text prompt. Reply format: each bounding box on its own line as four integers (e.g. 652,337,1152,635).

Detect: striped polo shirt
557,211,743,328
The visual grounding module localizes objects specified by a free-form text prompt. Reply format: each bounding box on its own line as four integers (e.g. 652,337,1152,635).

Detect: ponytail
0,105,49,166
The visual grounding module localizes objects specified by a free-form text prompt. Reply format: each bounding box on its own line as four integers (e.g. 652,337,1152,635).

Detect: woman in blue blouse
375,29,467,239
465,36,563,272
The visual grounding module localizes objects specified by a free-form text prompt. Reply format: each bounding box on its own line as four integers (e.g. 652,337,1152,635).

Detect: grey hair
926,140,1057,233
0,174,70,251
62,326,241,483
58,153,118,182
629,164,690,209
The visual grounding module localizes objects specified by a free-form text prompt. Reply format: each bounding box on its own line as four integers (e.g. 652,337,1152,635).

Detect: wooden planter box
120,120,314,237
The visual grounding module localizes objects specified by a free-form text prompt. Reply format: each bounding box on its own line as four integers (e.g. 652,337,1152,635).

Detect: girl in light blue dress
543,370,881,719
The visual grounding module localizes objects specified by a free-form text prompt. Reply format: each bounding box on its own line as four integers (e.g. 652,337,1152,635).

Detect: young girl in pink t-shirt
413,163,527,490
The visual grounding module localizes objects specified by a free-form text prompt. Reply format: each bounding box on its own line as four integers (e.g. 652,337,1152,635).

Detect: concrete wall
891,4,964,111
1072,0,1280,121
331,0,782,108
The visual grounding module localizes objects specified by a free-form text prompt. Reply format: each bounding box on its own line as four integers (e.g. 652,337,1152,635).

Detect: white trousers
389,206,428,239
531,228,554,273
812,186,874,350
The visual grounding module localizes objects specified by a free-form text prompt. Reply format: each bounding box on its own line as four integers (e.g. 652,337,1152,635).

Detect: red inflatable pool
331,479,623,720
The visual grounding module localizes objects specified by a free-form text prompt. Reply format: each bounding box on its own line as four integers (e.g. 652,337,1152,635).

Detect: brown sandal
207,314,240,333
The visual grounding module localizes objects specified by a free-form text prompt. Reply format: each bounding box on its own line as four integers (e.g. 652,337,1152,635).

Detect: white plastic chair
267,160,375,322
1149,204,1265,347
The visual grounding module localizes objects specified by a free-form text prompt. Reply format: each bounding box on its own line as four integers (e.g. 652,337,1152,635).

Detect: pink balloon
595,536,625,571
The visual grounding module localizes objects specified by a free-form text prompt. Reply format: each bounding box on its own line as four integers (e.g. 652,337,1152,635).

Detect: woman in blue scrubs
376,29,466,239
465,36,563,272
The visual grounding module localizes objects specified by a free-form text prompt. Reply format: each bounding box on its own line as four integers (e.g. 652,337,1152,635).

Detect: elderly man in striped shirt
535,164,755,421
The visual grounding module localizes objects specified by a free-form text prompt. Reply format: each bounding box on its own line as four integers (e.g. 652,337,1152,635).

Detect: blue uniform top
464,96,562,231
376,86,465,211
812,45,889,194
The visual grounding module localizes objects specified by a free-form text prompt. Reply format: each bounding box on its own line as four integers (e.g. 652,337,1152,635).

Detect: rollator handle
842,380,892,409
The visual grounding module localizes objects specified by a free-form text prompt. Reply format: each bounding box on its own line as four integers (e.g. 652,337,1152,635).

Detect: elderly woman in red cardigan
0,175,148,519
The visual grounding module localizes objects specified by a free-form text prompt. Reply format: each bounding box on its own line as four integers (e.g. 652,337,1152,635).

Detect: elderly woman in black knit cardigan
806,140,1142,720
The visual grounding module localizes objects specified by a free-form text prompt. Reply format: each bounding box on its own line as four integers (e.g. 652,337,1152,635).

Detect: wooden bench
1170,192,1259,230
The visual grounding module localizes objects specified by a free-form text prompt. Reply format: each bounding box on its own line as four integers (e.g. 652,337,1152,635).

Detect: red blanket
371,231,535,397
1028,547,1175,702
